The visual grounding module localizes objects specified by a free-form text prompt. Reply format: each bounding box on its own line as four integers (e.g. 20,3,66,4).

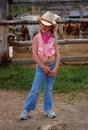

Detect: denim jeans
24,63,56,112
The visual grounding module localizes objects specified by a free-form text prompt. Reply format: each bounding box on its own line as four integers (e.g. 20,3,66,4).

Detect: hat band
41,18,52,24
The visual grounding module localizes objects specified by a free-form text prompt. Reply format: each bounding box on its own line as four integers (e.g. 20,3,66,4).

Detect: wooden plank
11,0,88,6
0,0,9,66
0,0,8,20
60,56,88,62
0,26,4,52
12,56,88,65
57,39,88,44
0,18,88,25
0,25,9,53
13,39,88,46
12,58,36,64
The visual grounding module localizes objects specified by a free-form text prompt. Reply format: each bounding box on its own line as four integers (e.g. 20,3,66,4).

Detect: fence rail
12,56,88,65
0,18,88,25
11,0,88,6
13,39,88,46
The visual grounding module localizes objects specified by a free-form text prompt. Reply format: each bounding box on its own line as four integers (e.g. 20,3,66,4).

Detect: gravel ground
0,90,88,130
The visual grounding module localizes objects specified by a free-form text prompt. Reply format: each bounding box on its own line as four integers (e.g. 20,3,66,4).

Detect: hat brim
41,20,52,26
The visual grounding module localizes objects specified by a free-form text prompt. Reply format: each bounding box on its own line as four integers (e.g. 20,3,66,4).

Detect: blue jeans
24,63,56,112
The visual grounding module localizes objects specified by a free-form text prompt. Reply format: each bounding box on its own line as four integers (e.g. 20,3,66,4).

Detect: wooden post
32,0,41,15
79,5,84,38
32,6,37,15
0,0,9,66
32,0,36,15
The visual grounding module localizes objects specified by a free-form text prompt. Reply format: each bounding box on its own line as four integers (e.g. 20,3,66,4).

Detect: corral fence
0,0,88,66
3,19,88,65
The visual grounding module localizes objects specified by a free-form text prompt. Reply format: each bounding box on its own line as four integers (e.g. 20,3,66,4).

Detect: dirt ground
0,89,88,130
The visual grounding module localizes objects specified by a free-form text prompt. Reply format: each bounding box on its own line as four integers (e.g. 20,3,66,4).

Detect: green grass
55,65,88,93
0,64,88,93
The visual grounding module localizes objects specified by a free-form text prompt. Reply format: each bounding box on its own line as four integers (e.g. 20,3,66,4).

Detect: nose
42,24,46,29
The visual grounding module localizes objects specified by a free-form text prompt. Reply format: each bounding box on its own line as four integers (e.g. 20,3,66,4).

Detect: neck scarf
41,31,51,43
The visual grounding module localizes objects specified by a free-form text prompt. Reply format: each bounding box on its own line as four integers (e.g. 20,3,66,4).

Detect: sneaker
44,110,56,118
20,110,29,120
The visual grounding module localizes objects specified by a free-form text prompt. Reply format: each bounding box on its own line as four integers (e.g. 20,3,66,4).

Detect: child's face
39,22,52,33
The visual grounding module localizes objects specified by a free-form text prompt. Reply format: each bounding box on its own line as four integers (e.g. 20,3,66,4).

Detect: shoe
44,110,56,118
20,110,29,120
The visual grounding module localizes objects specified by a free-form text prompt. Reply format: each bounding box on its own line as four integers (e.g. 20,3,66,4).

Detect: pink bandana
41,31,51,43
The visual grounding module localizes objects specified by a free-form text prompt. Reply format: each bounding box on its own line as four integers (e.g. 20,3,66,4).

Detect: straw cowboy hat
38,11,57,31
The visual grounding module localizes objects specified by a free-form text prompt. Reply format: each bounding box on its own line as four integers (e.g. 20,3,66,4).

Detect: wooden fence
12,38,88,65
0,0,88,65
0,18,87,65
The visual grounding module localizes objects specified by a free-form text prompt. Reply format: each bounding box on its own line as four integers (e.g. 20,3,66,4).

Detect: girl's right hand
42,65,51,74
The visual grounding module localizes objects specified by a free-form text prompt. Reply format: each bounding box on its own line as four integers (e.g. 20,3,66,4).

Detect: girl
20,11,60,120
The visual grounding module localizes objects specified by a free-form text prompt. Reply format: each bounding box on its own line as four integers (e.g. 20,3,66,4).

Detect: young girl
20,11,60,120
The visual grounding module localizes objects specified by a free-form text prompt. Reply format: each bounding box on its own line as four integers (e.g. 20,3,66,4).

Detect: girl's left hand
49,67,58,76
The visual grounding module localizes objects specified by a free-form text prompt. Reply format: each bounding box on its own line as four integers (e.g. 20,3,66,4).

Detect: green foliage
0,64,88,93
10,5,32,16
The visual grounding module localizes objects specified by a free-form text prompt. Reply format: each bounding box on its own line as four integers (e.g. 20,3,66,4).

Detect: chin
41,31,46,33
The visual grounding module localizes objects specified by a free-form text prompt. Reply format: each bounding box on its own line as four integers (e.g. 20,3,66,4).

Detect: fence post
0,0,9,67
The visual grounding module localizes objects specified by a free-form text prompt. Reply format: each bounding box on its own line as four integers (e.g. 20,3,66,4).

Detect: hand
49,67,58,76
42,65,52,74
